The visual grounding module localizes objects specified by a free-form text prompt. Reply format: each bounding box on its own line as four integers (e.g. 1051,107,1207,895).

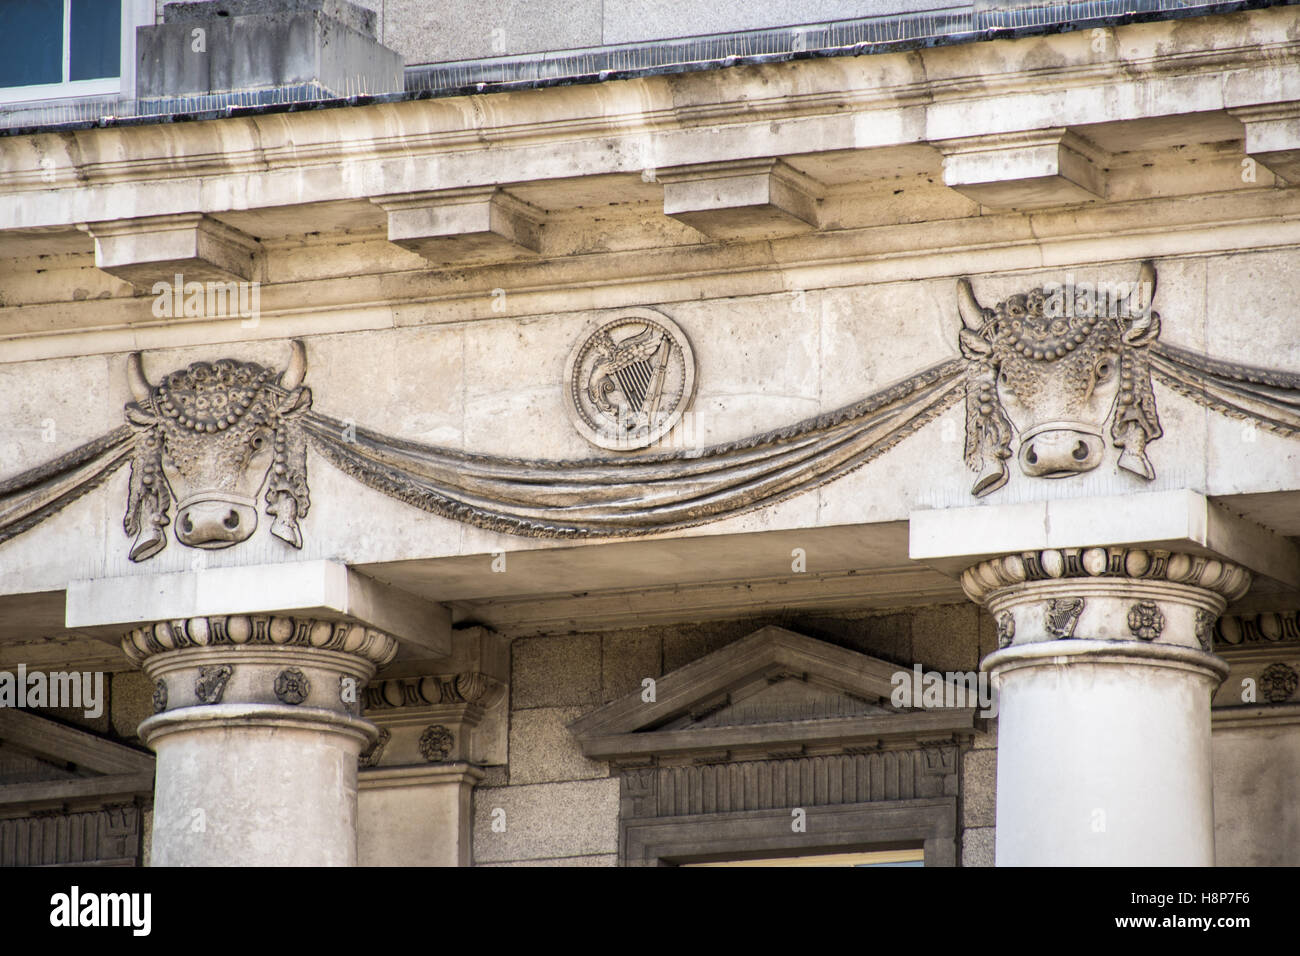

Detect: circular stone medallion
564,309,696,451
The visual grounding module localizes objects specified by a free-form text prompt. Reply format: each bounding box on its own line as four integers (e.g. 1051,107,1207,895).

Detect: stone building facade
1,0,1299,867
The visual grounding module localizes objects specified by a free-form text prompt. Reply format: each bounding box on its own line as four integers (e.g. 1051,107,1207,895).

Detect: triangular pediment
569,626,979,762
655,674,896,731
0,709,154,805
0,710,154,866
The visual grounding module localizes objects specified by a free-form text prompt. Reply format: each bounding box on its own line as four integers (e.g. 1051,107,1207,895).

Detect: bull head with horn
956,261,1162,497
123,340,312,561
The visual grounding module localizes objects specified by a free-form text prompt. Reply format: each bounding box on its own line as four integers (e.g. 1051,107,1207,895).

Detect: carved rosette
1127,601,1165,641
1259,662,1299,703
962,547,1250,656
274,668,311,705
418,725,455,762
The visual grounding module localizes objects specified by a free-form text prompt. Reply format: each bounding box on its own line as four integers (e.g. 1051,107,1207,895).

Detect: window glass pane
0,0,63,88
69,0,120,81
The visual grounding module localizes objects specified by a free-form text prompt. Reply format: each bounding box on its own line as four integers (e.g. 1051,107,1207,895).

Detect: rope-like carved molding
122,615,399,667
362,672,504,710
1216,610,1300,647
961,548,1251,605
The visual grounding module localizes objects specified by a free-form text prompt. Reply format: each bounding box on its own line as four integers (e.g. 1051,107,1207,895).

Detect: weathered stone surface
2,0,1300,873
508,707,608,785
602,0,950,45
141,808,152,868
111,671,156,740
961,825,995,867
472,778,620,863
470,766,504,792
511,635,601,709
802,612,914,667
661,620,765,673
383,0,600,64
961,747,996,829
911,603,980,673
977,607,999,663
138,0,403,99
601,630,662,704
1213,718,1300,865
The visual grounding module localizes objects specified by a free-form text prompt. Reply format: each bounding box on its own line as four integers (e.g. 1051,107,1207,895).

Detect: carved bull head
122,341,312,561
957,262,1162,497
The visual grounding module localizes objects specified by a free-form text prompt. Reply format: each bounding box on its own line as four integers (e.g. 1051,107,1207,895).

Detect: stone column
963,548,1250,866
123,615,398,867
355,638,509,866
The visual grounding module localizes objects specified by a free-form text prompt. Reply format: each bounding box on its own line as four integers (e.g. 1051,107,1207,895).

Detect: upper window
0,0,138,104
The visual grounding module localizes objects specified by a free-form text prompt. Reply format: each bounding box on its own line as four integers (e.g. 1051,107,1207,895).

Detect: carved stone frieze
152,679,168,713
0,803,144,867
564,309,696,450
3,264,1300,546
623,747,959,819
194,664,233,704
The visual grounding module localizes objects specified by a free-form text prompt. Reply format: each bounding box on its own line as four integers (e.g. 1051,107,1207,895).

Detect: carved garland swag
2,262,1300,557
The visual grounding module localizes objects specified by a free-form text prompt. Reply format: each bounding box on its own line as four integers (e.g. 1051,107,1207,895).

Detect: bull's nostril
181,514,193,534
223,510,240,530
1025,446,1038,465
1072,441,1089,461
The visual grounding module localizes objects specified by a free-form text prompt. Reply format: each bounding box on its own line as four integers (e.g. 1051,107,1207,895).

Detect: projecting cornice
0,7,1298,223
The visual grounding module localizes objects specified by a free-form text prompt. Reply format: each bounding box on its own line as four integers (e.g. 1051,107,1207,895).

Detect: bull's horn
126,352,152,404
281,339,307,389
1129,258,1156,306
957,278,987,332
1123,260,1159,342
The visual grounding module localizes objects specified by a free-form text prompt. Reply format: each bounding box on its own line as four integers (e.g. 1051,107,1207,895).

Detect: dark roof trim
1,0,1293,138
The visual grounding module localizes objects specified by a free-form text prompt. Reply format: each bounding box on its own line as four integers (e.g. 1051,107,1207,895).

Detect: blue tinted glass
0,0,63,88
69,0,120,81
